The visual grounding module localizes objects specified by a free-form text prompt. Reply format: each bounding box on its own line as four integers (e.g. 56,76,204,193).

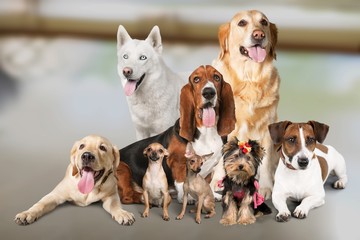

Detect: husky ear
146,25,162,54
117,25,132,50
70,140,79,176
179,84,195,142
112,145,120,170
218,22,230,60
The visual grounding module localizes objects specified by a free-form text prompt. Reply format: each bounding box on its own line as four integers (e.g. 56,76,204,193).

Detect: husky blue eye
123,54,128,59
139,55,147,60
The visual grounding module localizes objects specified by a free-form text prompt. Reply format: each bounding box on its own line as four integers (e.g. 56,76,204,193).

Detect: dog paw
292,207,308,219
162,215,170,221
238,216,256,225
141,211,149,218
113,210,135,226
333,180,346,189
195,217,201,224
14,211,38,225
175,214,184,220
220,218,236,226
259,187,272,200
275,211,291,222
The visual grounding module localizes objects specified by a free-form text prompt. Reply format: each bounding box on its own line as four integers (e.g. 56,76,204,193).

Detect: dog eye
260,19,268,26
246,155,251,161
306,137,315,145
123,54,128,59
214,74,221,82
190,159,195,164
159,149,164,154
99,145,107,152
139,55,147,60
79,144,85,150
287,137,296,144
201,162,203,166
194,77,200,83
238,19,247,27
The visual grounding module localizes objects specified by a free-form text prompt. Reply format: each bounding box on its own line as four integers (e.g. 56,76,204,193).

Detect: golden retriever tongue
247,46,266,63
78,170,95,194
203,108,215,127
124,80,137,96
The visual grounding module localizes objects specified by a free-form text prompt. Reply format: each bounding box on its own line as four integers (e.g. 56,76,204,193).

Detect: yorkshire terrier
220,137,272,226
176,143,216,224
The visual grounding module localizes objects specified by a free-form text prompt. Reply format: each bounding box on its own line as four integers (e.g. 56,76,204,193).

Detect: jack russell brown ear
307,121,329,144
268,121,292,145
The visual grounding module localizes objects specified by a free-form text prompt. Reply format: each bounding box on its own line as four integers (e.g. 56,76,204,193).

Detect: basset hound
116,65,236,204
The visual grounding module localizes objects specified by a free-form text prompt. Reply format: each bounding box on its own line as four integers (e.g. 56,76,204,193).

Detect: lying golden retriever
212,10,280,199
15,135,135,226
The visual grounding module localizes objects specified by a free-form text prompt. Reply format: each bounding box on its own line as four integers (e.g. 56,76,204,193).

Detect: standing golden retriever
15,135,135,226
212,10,280,199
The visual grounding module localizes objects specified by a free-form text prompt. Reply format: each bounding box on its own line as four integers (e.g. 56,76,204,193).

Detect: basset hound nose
123,67,133,77
202,87,216,100
81,152,95,165
252,30,265,41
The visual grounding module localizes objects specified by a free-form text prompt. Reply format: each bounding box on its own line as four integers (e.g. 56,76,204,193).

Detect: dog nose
252,30,265,40
239,164,244,170
123,67,133,77
298,158,309,168
81,152,95,165
202,87,216,100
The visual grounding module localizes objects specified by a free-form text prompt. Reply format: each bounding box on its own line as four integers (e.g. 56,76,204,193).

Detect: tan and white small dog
269,121,348,222
176,143,215,224
15,135,135,226
142,143,171,221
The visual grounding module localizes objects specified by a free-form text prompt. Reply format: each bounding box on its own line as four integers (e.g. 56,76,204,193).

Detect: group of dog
15,10,348,227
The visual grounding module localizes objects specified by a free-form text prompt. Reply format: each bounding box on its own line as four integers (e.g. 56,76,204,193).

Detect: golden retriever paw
113,210,135,226
14,211,39,225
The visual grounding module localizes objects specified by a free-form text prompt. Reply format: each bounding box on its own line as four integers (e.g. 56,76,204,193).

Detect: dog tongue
202,108,216,127
78,170,95,194
247,46,266,63
124,80,137,96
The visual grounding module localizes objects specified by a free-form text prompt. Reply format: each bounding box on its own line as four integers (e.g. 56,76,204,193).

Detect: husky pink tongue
247,46,266,63
78,170,95,194
202,108,216,127
124,80,137,96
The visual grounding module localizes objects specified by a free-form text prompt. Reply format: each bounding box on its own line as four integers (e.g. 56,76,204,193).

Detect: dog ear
112,145,120,170
222,136,238,159
185,142,195,158
218,22,230,60
217,79,236,137
179,84,195,142
163,147,169,157
143,146,150,157
268,121,292,145
269,22,278,60
145,25,163,54
202,152,214,162
249,140,265,164
117,25,132,50
307,121,329,144
70,140,79,176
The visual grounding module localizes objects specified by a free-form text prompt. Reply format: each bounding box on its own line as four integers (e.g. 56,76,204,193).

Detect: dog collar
98,169,114,192
278,148,296,170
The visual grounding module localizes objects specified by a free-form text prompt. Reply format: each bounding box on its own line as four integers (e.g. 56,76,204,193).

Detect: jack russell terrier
268,120,348,222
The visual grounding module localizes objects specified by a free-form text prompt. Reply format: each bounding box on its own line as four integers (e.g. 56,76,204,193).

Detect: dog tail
254,202,272,216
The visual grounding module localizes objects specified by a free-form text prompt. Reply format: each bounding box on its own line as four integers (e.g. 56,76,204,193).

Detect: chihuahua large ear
179,84,195,142
112,145,120,170
145,25,162,54
269,22,278,60
117,25,132,50
307,121,329,144
268,121,292,145
185,142,195,158
202,152,214,162
217,79,236,137
218,22,230,60
70,140,79,176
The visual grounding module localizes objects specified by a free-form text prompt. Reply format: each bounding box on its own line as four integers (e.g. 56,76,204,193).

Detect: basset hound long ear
307,121,329,144
112,145,120,170
269,22,278,60
218,22,230,60
70,140,79,176
217,80,236,137
179,83,195,142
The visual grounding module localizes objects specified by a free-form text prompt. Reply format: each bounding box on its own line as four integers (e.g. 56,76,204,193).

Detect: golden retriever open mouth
240,45,266,63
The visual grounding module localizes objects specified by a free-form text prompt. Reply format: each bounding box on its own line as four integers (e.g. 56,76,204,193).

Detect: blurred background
0,1,359,240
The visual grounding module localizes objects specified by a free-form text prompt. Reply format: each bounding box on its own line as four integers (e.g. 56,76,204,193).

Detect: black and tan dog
220,137,271,226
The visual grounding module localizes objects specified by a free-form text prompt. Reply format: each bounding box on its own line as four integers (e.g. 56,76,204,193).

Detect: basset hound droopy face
179,65,236,142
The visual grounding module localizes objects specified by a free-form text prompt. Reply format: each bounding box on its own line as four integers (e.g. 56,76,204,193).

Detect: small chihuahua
176,143,215,224
142,143,171,221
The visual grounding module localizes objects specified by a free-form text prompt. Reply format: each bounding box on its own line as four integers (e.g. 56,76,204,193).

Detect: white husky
117,25,185,140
